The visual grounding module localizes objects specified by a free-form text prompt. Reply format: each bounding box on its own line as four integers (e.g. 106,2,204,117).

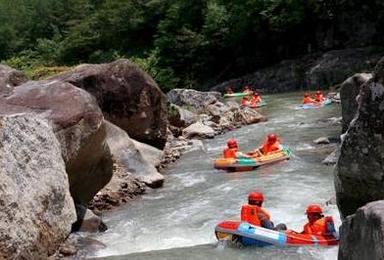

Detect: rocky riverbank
0,59,267,258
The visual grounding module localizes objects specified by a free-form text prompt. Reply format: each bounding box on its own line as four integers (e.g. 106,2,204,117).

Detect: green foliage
0,0,382,91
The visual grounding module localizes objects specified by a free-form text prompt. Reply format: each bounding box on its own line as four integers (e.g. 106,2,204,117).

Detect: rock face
0,65,28,95
335,57,384,218
105,121,164,187
0,115,76,259
132,139,164,168
211,48,382,94
168,104,198,128
0,80,113,204
340,73,372,132
339,201,384,260
167,88,221,112
51,59,168,149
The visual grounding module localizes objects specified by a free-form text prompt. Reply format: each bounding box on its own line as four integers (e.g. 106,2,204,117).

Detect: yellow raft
214,147,291,172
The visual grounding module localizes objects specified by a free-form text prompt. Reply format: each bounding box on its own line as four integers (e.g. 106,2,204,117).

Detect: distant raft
223,92,253,99
213,146,291,172
298,99,332,110
215,221,339,247
242,99,267,108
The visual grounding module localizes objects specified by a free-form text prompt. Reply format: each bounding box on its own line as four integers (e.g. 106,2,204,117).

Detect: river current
91,92,342,260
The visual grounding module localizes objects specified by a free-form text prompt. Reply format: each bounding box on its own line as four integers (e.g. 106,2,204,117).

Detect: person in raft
241,191,287,231
250,133,282,156
243,85,252,93
288,204,337,237
226,86,234,94
303,92,317,104
240,96,249,106
314,90,325,102
223,139,251,159
250,92,261,105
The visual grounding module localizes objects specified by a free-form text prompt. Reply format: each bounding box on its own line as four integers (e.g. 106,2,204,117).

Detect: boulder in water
335,57,384,218
339,200,384,260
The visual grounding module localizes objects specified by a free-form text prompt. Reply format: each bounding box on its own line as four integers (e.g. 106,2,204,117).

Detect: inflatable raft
242,100,267,108
299,99,332,110
215,221,339,247
213,146,291,171
223,92,253,99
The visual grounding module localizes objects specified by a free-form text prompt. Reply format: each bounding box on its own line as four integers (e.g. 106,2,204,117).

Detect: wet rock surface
0,115,76,259
339,200,384,260
55,233,106,259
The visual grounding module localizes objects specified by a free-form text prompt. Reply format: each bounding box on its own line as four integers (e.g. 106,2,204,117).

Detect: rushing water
91,92,342,259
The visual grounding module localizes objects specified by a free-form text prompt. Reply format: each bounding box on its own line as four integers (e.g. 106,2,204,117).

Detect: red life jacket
223,148,238,158
315,94,324,102
240,204,271,226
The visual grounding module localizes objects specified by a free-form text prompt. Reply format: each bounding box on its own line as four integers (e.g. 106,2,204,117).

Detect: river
90,92,342,259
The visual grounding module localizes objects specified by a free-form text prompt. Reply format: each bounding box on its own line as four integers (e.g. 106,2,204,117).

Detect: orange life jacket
250,96,261,105
223,148,238,158
303,216,334,235
241,98,248,106
303,97,315,104
315,94,324,102
241,204,271,226
261,141,281,154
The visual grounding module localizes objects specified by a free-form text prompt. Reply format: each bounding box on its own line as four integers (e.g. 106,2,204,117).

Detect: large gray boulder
182,121,215,139
0,80,113,204
105,121,164,187
339,200,384,260
50,59,168,149
340,73,372,132
167,89,221,113
0,65,28,95
0,115,76,259
132,139,164,168
335,57,384,218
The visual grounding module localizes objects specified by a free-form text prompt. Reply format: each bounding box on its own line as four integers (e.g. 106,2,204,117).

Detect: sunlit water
91,92,342,259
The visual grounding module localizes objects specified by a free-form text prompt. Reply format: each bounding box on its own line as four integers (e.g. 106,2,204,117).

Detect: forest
0,0,383,91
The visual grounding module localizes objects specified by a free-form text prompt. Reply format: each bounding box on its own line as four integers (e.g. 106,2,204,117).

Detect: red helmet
227,139,238,148
304,93,309,97
267,133,277,143
316,90,321,94
305,204,323,214
248,192,264,202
